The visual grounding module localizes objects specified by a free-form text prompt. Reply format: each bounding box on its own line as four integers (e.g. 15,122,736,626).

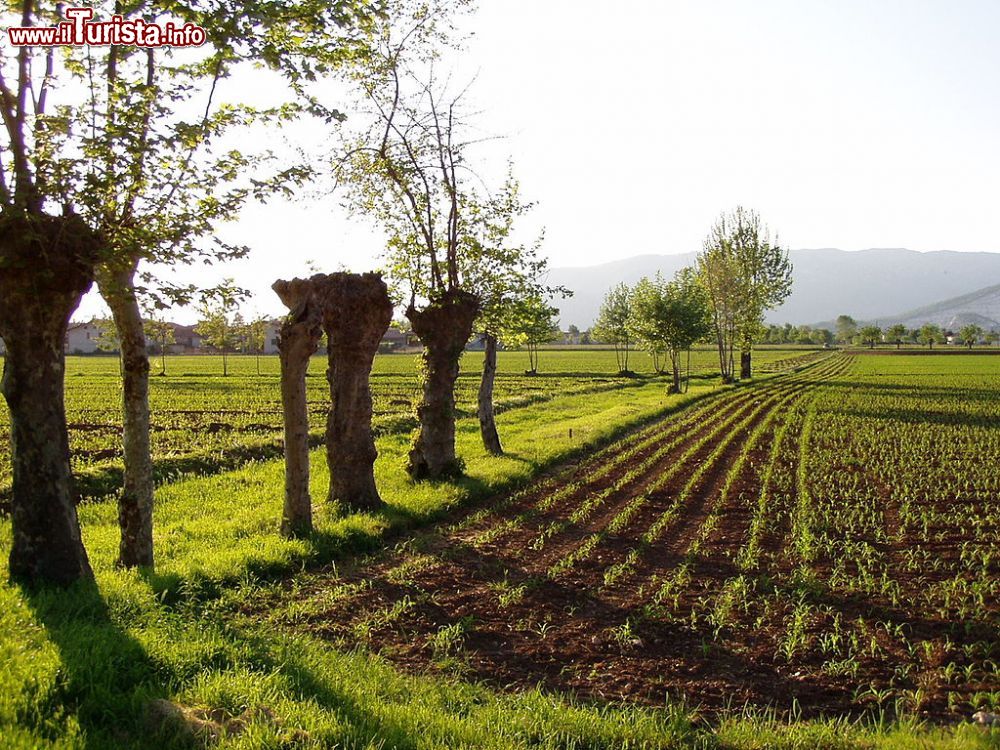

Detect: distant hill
548,248,1000,328
871,283,1000,331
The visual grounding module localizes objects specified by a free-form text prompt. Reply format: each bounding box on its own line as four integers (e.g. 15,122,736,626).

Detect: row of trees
855,322,997,349
761,324,835,346
91,305,268,377
0,0,370,583
0,0,572,586
593,208,793,385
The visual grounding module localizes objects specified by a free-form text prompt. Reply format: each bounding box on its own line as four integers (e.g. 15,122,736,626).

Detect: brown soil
249,355,994,723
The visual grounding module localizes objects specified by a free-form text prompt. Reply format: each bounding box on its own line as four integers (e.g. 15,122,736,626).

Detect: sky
75,0,1000,322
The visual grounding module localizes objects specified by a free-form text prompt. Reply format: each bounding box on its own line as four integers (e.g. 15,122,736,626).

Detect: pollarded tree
960,324,983,349
593,283,633,374
697,207,792,381
0,0,377,581
886,323,908,350
334,2,530,478
859,325,883,349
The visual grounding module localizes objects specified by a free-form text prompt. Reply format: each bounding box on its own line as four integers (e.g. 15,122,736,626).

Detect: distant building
65,321,102,354
264,319,281,355
169,323,203,353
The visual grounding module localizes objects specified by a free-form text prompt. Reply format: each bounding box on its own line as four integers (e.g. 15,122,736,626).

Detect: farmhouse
65,321,102,354
167,323,202,353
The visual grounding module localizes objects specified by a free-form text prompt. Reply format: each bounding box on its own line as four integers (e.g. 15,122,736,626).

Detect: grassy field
0,346,823,500
0,350,997,748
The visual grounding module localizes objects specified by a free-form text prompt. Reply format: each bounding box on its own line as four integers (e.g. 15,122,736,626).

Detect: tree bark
740,349,752,380
668,350,681,394
0,213,99,586
273,278,324,538
319,273,392,512
406,289,479,480
478,332,503,455
97,262,154,569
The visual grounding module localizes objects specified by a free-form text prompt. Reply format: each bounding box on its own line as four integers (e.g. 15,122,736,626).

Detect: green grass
0,351,995,748
0,347,826,500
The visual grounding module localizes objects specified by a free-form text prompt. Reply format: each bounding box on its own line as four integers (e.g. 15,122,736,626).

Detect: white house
65,321,102,354
264,319,281,355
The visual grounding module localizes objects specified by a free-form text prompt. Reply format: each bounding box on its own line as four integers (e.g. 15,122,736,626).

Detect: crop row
251,353,864,716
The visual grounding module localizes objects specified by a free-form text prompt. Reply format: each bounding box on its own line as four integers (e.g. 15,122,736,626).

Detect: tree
0,1,376,582
458,169,567,455
144,317,175,376
859,325,882,349
986,330,1000,348
886,323,908,350
814,328,835,347
512,296,560,375
794,326,814,346
334,2,502,479
628,270,711,393
697,207,792,380
239,316,270,376
959,324,983,349
93,318,121,355
836,315,858,345
195,286,244,376
919,323,944,349
628,277,667,373
593,283,633,374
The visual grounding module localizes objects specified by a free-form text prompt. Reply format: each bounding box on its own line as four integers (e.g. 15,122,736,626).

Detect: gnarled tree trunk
0,213,100,586
740,349,752,380
273,277,324,538
477,332,502,455
320,273,392,511
97,262,154,568
406,290,479,479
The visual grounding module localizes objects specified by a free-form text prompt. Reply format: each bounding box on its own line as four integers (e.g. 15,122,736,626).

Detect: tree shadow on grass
228,623,428,750
19,578,167,750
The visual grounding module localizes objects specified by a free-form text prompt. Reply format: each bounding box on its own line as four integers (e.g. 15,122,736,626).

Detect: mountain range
547,248,1000,329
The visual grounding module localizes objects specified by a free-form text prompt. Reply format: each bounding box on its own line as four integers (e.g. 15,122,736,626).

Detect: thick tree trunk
319,273,392,512
98,263,154,569
273,278,324,538
0,213,99,586
740,349,752,380
406,290,479,480
478,333,503,455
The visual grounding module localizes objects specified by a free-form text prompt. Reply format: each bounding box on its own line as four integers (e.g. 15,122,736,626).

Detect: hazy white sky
78,0,1000,321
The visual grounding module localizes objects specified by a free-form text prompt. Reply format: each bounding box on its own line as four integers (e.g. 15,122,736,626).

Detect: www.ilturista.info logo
7,7,206,48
